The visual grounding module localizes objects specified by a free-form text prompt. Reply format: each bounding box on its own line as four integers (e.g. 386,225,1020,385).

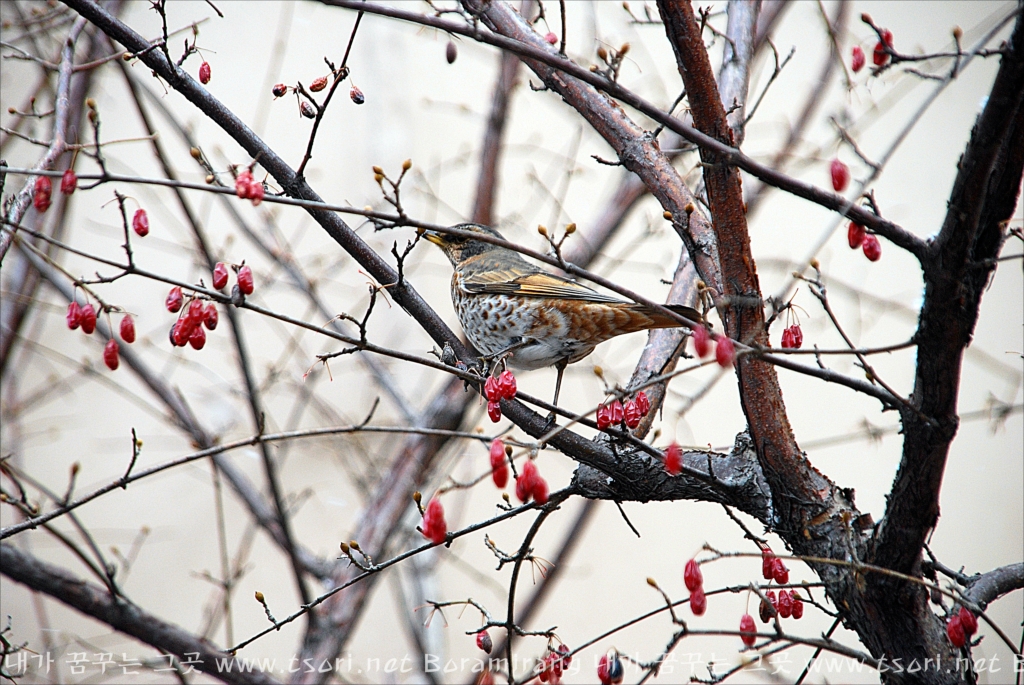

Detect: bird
420,223,703,410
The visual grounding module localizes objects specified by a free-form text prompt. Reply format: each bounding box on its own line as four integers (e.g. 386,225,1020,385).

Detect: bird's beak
419,229,445,246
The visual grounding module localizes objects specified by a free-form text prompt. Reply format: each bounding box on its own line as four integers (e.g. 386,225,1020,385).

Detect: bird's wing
460,269,624,303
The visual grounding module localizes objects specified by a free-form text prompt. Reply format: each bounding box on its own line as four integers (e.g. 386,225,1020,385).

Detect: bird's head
419,223,507,267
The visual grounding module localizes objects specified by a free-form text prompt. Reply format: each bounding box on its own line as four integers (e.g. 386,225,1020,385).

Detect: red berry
684,558,703,592
497,369,517,399
172,319,191,347
634,391,650,416
199,61,211,84
189,324,206,350
80,304,96,334
489,438,505,468
762,550,775,580
947,614,966,648
60,169,77,195
487,400,502,423
830,158,850,192
544,32,558,45
767,590,778,608
515,471,530,502
349,86,365,104
664,442,682,476
120,314,136,343
689,586,707,615
739,613,756,647
597,652,622,685
623,400,641,428
203,303,218,330
309,75,328,92
848,222,866,249
609,400,624,424
213,262,229,290
249,180,265,206
446,41,458,64
237,265,254,294
492,463,508,489
66,302,82,330
103,338,119,370
773,558,789,584
484,376,501,402
692,325,711,358
781,324,803,349
958,607,978,636
781,327,794,349
235,170,253,199
777,589,793,618
33,175,52,212
873,29,893,66
532,476,549,504
272,83,288,98
596,404,611,430
517,460,539,503
792,594,804,619
421,497,447,544
851,45,866,72
166,287,184,313
132,208,149,237
187,299,204,324
862,234,882,261
715,336,735,367
476,629,492,654
477,670,495,685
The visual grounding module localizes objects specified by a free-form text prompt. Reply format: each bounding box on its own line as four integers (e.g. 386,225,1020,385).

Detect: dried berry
715,336,735,367
684,558,703,592
80,304,97,334
103,339,119,370
848,222,866,249
33,175,52,213
692,325,711,358
487,400,501,423
213,262,229,290
791,593,804,619
851,45,866,72
309,76,328,92
830,158,850,192
132,208,149,237
773,558,790,585
446,40,457,64
120,314,136,343
349,86,364,104
485,375,501,402
272,83,288,98
609,400,624,425
237,265,254,295
739,613,756,647
689,585,707,615
958,607,978,636
777,589,793,618
476,629,492,654
664,442,682,476
623,400,641,428
300,101,316,118
781,324,803,350
199,61,211,84
947,614,966,648
66,302,82,330
421,497,447,544
189,324,206,350
497,369,517,399
635,391,650,416
759,596,775,623
596,404,612,430
862,234,882,262
203,303,218,331
60,169,77,195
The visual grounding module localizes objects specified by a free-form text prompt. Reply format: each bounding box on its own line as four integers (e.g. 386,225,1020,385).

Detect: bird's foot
542,412,558,433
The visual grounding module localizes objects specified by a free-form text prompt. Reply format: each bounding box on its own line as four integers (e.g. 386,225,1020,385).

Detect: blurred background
1,1,1021,683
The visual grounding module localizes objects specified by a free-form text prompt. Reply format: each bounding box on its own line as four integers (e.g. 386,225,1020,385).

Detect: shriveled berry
690,586,707,615
446,41,457,64
684,558,703,592
830,158,850,192
166,286,184,313
476,629,492,654
947,614,966,648
848,222,866,249
862,234,881,261
497,369,517,399
664,442,682,476
851,45,866,72
309,75,328,92
759,596,775,623
623,400,641,428
958,607,978,636
609,400,624,424
237,265,254,294
773,558,789,584
596,404,612,430
777,589,793,618
60,169,77,195
132,208,149,237
484,376,501,402
740,613,756,647
487,400,501,423
120,314,136,343
692,325,711,358
199,61,211,84
66,302,82,330
80,304,97,334
103,339,120,370
300,101,316,118
213,262,229,290
349,86,364,104
272,83,288,98
792,594,804,619
33,175,52,213
203,303,218,330
635,391,650,416
189,324,206,350
715,336,735,367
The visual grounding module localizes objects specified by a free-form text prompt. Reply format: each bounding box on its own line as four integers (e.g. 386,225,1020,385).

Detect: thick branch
964,562,1024,609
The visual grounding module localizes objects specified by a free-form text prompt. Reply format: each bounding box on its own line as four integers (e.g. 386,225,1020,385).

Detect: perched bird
421,223,702,407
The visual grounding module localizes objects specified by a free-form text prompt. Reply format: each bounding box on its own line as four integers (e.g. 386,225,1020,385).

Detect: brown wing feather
461,269,625,303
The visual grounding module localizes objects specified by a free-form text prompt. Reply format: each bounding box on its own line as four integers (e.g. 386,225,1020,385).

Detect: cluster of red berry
166,288,218,350
420,497,447,545
34,167,83,213
595,391,650,430
515,460,548,505
536,644,571,684
692,325,736,367
483,370,517,422
851,19,894,73
597,650,624,685
946,606,978,648
780,323,803,349
488,439,509,488
234,169,265,206
762,547,789,583
847,221,881,262
66,298,134,371
685,558,707,615
759,588,804,623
